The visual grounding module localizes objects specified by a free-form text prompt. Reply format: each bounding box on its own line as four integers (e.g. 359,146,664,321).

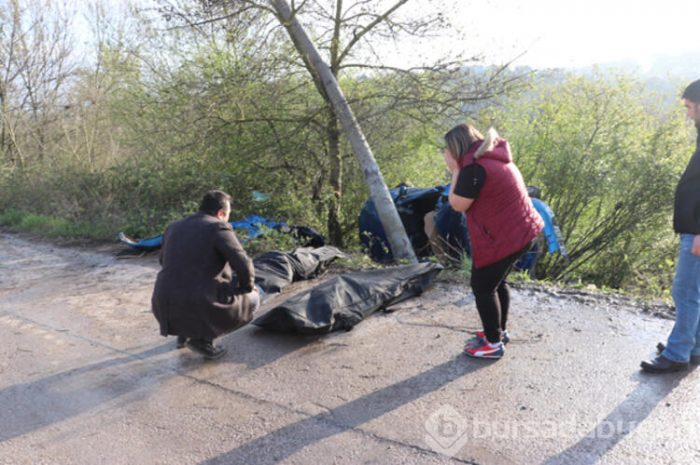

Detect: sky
449,0,700,70
389,0,700,72
69,0,700,75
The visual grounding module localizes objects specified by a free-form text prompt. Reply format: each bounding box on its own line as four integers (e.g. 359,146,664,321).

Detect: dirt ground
0,231,699,465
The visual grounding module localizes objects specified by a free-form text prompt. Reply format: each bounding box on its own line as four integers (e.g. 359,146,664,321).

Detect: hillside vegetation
0,0,693,297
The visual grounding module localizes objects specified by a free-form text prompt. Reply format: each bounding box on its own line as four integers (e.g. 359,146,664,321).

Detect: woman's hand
442,149,460,174
693,235,700,256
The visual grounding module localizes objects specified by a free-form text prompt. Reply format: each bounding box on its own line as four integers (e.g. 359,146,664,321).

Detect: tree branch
337,0,408,65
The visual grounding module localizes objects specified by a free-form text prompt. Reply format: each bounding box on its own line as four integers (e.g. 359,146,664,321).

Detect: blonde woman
443,124,543,359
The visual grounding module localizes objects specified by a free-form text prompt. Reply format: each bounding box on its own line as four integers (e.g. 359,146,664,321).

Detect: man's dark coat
674,134,700,234
151,211,256,340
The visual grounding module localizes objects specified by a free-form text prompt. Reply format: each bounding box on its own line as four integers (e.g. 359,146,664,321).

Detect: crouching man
151,190,260,359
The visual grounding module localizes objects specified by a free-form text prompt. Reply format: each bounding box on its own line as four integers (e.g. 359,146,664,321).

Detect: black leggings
470,241,534,343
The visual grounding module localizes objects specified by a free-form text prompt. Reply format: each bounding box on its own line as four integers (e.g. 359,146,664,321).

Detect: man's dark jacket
151,211,256,340
674,134,700,234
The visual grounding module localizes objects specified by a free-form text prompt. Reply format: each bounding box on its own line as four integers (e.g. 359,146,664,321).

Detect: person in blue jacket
515,187,568,275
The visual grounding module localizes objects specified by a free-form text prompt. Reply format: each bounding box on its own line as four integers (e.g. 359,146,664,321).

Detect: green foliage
508,270,534,285
0,209,114,239
0,6,691,300
0,209,26,227
479,73,691,293
458,253,473,280
243,226,299,257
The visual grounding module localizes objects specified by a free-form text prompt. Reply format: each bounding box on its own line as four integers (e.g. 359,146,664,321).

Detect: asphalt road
0,232,698,465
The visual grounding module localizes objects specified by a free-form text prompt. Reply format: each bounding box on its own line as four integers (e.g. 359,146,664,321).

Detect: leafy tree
157,0,521,248
481,73,692,290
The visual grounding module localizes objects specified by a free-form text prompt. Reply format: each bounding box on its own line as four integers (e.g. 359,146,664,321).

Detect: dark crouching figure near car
151,190,260,359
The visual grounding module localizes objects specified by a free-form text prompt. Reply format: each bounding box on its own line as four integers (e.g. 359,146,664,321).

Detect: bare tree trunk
326,106,343,246
270,0,416,263
0,84,8,163
325,0,343,246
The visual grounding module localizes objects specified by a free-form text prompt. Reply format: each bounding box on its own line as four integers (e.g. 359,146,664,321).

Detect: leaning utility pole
269,0,417,263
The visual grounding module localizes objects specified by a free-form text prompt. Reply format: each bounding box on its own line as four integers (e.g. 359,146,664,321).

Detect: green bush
0,209,25,227
478,73,690,294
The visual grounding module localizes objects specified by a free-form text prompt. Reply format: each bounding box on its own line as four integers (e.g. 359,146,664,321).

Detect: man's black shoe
656,342,700,364
640,355,688,374
176,335,188,349
186,339,227,360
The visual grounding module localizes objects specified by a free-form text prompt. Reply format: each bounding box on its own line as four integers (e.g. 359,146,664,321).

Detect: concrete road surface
0,232,698,465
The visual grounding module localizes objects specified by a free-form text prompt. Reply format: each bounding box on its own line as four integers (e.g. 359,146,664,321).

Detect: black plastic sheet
249,246,346,295
253,262,443,334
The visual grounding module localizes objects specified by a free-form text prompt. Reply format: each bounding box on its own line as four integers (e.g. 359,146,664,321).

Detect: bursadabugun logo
424,404,469,457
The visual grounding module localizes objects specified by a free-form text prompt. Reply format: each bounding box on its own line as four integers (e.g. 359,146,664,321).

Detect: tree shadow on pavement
198,355,488,465
0,342,186,443
540,367,695,465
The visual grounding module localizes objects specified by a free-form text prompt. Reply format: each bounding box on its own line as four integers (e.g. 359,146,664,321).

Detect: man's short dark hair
682,79,700,103
199,190,231,215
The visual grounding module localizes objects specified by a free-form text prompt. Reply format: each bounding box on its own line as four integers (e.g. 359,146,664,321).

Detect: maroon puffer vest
459,139,544,269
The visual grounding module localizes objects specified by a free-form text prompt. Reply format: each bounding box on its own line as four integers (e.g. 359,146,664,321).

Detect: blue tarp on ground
118,215,324,252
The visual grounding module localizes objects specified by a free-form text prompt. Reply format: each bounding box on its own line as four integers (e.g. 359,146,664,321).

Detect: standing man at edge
152,190,260,360
642,79,700,373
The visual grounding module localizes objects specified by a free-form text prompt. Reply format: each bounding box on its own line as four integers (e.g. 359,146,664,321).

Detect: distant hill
536,50,698,82
505,52,698,107
645,51,700,82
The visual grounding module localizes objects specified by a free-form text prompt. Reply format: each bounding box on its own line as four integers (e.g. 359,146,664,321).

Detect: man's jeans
663,234,700,363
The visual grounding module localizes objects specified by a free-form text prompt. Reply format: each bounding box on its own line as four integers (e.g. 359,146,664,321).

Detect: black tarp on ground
243,246,346,296
253,262,443,334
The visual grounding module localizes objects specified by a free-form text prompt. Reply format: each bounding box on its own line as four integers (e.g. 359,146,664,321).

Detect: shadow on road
0,342,178,442
219,327,321,370
199,355,488,465
540,367,695,465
